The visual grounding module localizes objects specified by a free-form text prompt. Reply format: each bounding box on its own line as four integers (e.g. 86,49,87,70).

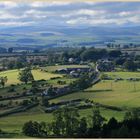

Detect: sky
0,1,140,27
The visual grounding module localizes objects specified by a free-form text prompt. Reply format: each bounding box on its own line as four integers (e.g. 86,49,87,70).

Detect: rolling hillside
0,26,140,50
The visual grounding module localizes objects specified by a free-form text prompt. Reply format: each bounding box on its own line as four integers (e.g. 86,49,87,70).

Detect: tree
18,67,34,84
115,57,126,65
109,50,122,58
115,125,129,138
42,97,49,107
124,109,140,120
16,61,24,69
123,60,137,71
0,76,8,88
47,86,54,96
22,121,47,137
51,108,65,136
77,117,87,137
63,107,80,136
51,107,80,137
71,74,91,90
33,49,40,53
91,107,105,129
87,107,105,137
21,100,30,106
102,117,118,137
8,47,13,53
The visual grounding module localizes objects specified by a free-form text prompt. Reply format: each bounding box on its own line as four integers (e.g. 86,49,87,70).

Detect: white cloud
0,12,21,19
83,1,97,5
0,21,35,26
66,15,140,26
61,9,106,18
30,1,72,8
0,1,139,27
119,11,132,17
24,10,52,19
128,16,140,23
0,1,18,9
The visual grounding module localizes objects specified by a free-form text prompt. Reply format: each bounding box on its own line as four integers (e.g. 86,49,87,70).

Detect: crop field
0,69,62,86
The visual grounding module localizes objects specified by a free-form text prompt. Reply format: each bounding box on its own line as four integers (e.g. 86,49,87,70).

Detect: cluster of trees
70,71,95,90
44,47,123,65
18,67,34,84
0,47,13,53
1,46,140,72
22,107,140,138
1,55,48,71
59,47,121,62
114,58,140,71
0,76,8,88
1,55,28,70
44,47,140,72
123,60,138,71
107,43,140,49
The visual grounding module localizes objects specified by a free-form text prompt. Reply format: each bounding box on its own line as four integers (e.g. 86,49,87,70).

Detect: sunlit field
0,69,62,86
50,72,140,108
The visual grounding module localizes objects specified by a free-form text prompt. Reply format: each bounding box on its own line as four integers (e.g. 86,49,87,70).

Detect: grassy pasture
0,83,31,96
0,69,62,86
105,71,140,79
0,71,139,134
50,72,140,108
0,106,124,133
47,77,76,87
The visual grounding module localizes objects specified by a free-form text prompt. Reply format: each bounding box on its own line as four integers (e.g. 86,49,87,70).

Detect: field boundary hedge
0,103,38,118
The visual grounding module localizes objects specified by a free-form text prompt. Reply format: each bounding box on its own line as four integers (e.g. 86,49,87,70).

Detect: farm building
56,67,92,74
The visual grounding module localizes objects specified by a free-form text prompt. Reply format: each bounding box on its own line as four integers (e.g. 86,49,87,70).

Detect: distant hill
0,25,140,50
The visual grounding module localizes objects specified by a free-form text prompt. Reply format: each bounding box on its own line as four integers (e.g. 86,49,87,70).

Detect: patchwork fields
0,69,140,135
0,69,62,86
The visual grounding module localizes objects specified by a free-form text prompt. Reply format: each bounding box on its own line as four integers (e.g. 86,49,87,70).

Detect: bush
23,87,26,90
22,121,47,137
42,97,49,107
10,84,16,87
21,100,30,106
50,77,61,80
8,87,15,92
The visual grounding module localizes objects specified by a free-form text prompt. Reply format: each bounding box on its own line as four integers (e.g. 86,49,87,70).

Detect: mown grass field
0,69,62,86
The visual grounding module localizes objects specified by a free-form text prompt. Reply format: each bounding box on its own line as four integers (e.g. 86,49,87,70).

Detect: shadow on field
83,89,113,93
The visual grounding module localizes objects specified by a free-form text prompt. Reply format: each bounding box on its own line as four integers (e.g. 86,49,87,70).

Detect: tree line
22,107,140,138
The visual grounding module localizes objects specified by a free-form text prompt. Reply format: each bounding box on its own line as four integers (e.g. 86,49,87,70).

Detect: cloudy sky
0,1,140,27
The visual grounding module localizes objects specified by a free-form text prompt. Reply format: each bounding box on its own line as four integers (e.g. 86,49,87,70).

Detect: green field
51,72,140,109
105,71,140,79
0,106,125,133
0,71,140,135
0,69,62,86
